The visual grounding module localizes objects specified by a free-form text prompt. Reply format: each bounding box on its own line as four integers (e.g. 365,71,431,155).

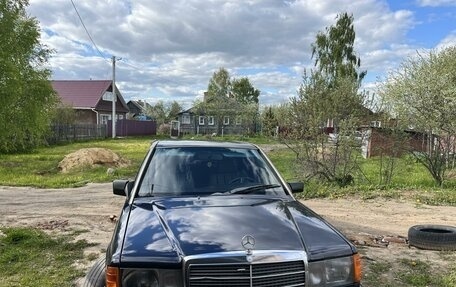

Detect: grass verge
0,227,93,287
363,258,456,287
0,137,152,188
0,136,454,206
0,135,277,188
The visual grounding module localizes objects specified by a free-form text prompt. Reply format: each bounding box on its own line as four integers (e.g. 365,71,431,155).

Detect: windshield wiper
215,184,281,195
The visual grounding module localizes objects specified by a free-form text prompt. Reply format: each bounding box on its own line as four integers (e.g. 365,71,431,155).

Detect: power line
70,0,108,61
120,60,146,72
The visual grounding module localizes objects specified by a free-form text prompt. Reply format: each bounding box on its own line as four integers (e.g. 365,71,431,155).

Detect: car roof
155,140,257,149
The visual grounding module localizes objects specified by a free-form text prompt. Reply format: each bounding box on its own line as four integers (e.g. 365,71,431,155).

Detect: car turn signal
353,253,362,283
106,266,120,287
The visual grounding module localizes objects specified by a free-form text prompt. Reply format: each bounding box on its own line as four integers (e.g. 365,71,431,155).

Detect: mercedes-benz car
83,140,362,287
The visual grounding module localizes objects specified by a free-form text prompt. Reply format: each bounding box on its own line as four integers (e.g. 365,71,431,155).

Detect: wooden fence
47,124,107,144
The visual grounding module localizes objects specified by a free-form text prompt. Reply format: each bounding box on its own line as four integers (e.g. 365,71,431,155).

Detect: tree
261,106,278,137
51,104,76,125
206,67,231,100
284,12,367,186
231,77,260,104
167,101,182,121
308,12,367,123
0,0,57,153
312,12,366,87
146,101,167,125
379,46,456,186
145,100,182,125
197,68,260,135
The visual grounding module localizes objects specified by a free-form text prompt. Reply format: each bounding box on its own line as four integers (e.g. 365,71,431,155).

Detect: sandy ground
0,183,455,286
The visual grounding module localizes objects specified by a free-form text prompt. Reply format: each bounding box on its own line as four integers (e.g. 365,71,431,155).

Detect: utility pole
112,56,116,138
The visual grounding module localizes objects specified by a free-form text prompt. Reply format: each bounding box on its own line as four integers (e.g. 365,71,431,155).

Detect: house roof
128,100,152,112
177,107,194,115
52,80,128,110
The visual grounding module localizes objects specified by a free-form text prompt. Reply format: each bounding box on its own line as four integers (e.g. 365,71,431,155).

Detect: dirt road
1,184,455,285
0,184,124,262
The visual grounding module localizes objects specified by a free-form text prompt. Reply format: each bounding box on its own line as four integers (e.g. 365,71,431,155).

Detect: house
127,100,153,120
52,80,129,125
177,106,253,136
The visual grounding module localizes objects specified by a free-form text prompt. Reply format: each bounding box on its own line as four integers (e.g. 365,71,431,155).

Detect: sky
27,0,456,109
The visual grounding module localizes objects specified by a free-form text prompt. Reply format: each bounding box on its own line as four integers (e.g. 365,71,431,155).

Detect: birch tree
285,12,368,186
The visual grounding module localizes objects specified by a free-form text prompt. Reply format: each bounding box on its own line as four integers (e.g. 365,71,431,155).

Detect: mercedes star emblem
241,235,256,250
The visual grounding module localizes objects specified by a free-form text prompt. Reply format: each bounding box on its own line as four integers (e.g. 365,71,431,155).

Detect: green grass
0,136,455,206
362,258,456,287
0,135,279,188
0,227,93,287
0,137,152,188
266,147,299,181
359,155,437,188
264,146,456,205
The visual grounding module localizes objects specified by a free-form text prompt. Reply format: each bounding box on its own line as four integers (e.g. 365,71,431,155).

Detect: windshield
137,146,286,197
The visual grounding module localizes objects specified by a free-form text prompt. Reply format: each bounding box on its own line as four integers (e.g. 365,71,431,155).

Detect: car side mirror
288,182,304,193
113,180,134,197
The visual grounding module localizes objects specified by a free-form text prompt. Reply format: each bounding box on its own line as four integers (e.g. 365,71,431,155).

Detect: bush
157,123,170,135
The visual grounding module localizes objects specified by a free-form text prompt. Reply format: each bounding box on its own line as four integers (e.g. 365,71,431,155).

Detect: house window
100,114,111,125
102,91,114,101
118,114,124,120
208,116,215,125
199,116,205,125
223,116,230,125
182,114,191,124
235,117,241,125
327,118,334,128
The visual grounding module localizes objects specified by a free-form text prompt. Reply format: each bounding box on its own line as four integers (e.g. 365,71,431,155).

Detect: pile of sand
58,148,130,173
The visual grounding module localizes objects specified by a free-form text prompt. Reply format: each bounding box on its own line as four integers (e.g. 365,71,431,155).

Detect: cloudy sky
27,0,456,108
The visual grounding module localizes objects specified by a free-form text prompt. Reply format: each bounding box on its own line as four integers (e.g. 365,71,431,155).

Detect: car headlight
122,269,183,287
308,254,361,287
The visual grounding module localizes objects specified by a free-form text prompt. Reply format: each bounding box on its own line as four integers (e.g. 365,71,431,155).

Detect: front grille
188,260,305,287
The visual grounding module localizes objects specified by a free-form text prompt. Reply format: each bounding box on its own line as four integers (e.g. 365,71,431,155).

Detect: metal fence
106,119,157,137
47,124,107,144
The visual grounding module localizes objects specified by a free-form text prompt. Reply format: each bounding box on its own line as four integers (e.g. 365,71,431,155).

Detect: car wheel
82,255,106,287
408,224,456,251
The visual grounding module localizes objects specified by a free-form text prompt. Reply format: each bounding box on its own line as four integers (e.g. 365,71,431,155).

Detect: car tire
82,255,106,287
408,224,456,251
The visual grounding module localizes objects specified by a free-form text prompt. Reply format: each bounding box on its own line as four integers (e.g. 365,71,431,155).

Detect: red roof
51,80,128,111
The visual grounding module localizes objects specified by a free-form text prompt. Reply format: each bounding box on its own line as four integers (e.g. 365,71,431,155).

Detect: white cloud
436,31,456,50
417,0,456,7
26,0,432,106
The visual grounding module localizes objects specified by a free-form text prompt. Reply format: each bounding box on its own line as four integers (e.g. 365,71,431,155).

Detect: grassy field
0,135,276,188
0,135,455,205
0,137,153,188
363,258,456,287
0,227,92,287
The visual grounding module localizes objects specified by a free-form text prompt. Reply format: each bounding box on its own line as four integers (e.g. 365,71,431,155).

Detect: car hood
120,196,354,266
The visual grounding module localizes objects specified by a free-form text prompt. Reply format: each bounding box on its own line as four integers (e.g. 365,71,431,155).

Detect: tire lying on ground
408,224,456,251
82,255,106,287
